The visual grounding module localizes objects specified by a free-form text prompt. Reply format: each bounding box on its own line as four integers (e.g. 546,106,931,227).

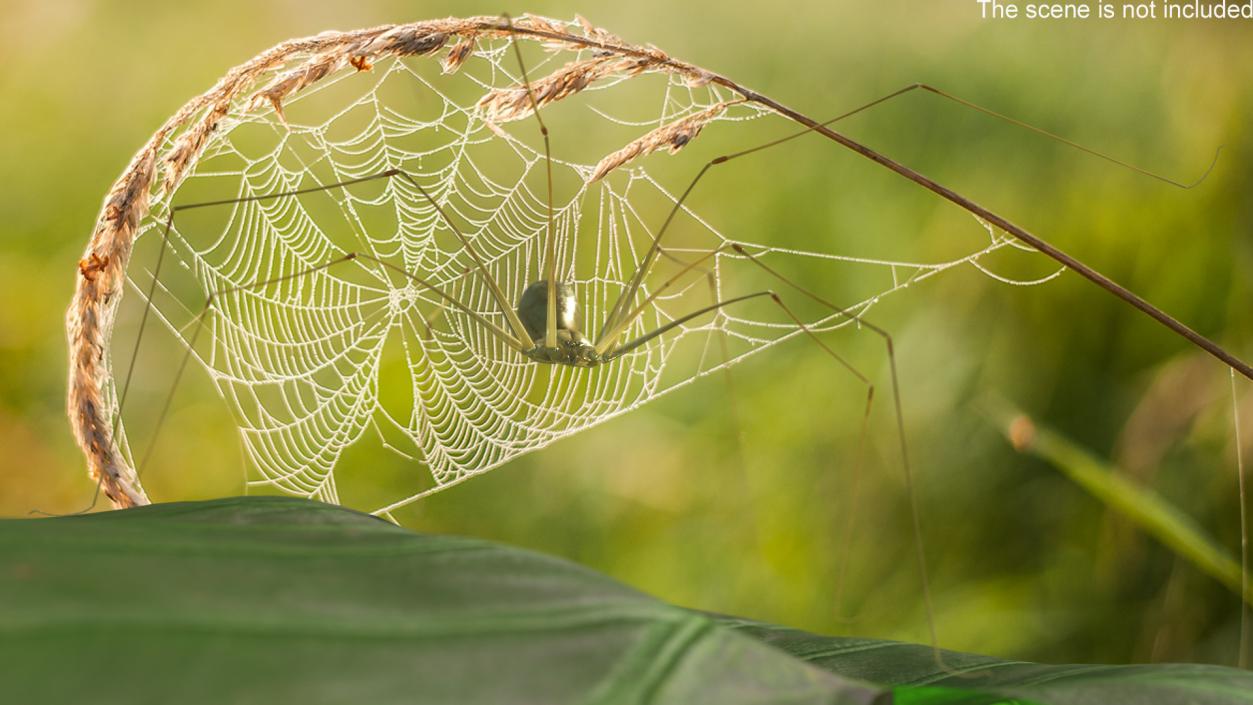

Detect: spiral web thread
115,23,1059,517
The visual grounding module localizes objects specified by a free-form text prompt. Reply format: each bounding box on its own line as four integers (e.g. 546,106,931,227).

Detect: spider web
118,23,1058,516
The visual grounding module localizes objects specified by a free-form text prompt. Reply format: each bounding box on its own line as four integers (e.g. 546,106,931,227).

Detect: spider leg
749,88,1252,380
585,78,1240,654
502,14,559,349
596,165,710,344
647,246,744,414
655,248,749,475
353,254,527,352
387,170,533,345
595,244,732,353
114,210,174,439
720,83,1218,189
415,297,450,342
600,81,1249,379
27,476,106,517
595,85,949,343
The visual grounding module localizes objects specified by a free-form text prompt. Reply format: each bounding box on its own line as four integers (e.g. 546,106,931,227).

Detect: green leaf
718,617,1253,705
1,497,1249,705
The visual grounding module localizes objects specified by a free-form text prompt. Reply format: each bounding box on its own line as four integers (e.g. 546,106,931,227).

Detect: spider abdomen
517,280,580,343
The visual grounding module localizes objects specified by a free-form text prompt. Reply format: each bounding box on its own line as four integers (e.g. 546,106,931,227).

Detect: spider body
517,280,601,367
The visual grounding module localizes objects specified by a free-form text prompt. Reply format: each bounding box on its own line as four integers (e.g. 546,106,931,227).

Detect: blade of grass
984,397,1253,607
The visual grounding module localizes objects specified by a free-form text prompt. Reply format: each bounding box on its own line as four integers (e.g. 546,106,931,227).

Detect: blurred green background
2,0,1251,667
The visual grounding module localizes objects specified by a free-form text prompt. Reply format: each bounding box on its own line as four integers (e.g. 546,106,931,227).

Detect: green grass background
1,0,1250,666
